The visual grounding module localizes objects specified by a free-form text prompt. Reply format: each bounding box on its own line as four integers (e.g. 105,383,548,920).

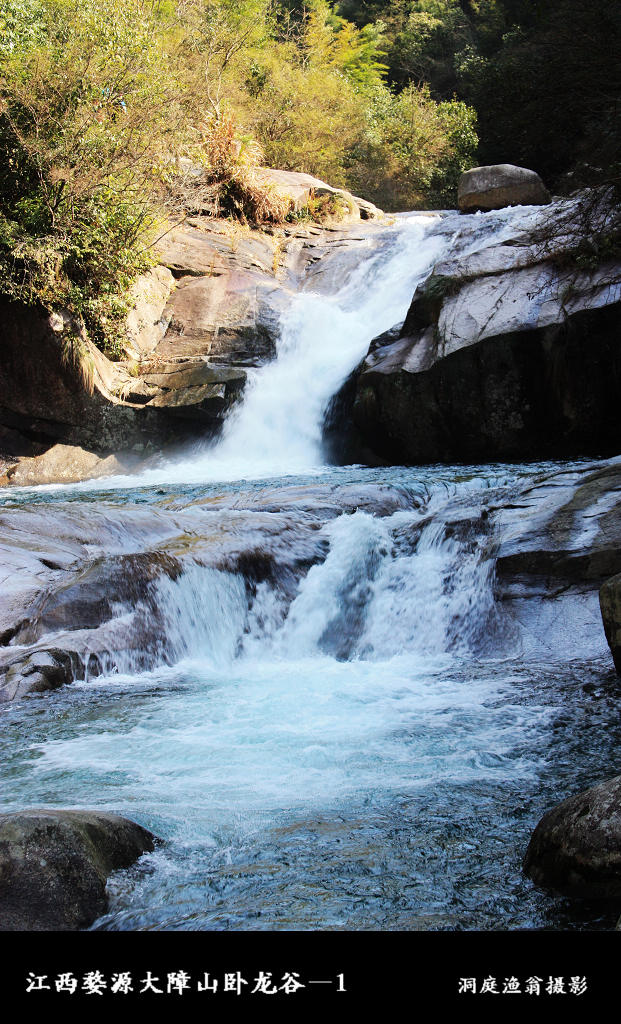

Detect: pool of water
2,461,619,931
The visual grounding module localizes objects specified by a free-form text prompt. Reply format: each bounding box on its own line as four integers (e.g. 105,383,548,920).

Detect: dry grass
59,333,95,395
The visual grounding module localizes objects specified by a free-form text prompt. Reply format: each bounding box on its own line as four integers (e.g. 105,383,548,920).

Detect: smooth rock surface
340,191,621,464
458,163,551,211
0,809,156,929
524,775,621,898
124,266,175,359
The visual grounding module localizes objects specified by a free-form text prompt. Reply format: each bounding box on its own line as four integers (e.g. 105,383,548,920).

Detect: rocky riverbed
2,168,621,930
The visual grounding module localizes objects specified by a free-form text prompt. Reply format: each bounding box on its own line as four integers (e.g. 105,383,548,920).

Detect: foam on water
1,202,618,929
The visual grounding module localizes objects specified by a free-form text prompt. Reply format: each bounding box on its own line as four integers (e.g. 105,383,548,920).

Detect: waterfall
212,216,447,477
3,203,616,934
135,214,449,486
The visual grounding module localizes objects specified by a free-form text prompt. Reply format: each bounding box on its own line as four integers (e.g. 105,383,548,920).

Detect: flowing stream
1,208,620,931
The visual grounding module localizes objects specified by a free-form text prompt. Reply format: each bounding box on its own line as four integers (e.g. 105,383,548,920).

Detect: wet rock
458,163,551,212
0,809,156,930
523,775,621,898
0,650,74,702
495,462,621,590
12,551,184,645
600,573,621,674
0,476,423,700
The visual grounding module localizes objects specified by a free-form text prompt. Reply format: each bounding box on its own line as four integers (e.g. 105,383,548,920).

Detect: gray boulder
523,776,621,898
600,573,621,674
0,809,156,929
0,649,73,702
458,163,551,212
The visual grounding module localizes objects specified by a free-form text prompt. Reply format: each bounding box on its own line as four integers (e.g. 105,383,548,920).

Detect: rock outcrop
0,649,74,703
523,775,621,898
600,573,621,674
491,459,621,664
0,475,415,700
458,163,551,212
253,167,382,222
0,170,388,485
0,444,143,487
338,189,621,465
0,809,156,929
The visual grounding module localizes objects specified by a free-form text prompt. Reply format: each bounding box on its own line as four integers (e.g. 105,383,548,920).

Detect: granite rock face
523,775,621,898
0,444,143,487
0,809,156,929
337,190,621,465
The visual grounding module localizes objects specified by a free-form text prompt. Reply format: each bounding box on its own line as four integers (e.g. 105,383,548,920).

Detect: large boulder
523,776,621,898
0,809,156,929
0,649,74,702
458,163,551,212
600,573,621,674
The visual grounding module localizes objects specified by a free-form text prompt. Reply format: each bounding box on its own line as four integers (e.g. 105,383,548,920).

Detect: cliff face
2,175,621,484
334,189,621,464
0,172,386,484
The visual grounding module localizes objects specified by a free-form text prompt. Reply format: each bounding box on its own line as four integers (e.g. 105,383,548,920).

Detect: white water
209,216,446,478
5,458,613,932
2,201,617,931
86,214,449,491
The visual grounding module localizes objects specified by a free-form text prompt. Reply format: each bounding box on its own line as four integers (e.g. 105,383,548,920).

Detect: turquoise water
1,461,619,930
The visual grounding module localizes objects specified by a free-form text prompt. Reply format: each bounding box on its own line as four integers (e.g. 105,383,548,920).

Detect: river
1,208,619,931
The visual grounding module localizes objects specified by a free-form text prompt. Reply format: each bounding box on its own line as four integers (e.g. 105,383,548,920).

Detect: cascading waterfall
129,214,450,486
211,216,446,477
2,202,617,932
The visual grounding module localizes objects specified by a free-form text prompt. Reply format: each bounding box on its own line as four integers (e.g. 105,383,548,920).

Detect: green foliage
462,0,621,186
428,95,478,205
286,190,355,223
0,0,176,355
346,82,477,209
0,0,47,56
569,228,621,273
337,0,621,193
387,0,473,95
0,0,483,359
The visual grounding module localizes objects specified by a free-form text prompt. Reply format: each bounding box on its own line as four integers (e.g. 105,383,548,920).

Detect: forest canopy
0,0,619,355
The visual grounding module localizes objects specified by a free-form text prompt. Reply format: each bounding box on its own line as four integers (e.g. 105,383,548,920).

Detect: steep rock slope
337,190,621,464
